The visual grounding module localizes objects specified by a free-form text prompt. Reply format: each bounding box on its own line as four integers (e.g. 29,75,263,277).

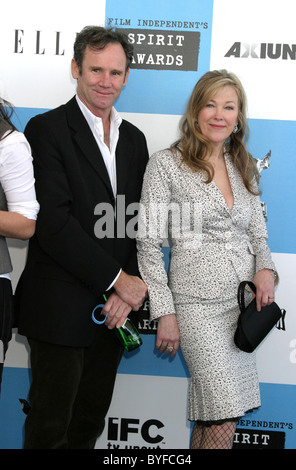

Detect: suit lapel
183,157,231,214
115,121,133,195
65,98,114,198
224,153,246,214
201,176,229,213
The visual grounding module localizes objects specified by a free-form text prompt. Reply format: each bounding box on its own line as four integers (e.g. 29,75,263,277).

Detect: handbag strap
238,281,286,331
237,281,257,313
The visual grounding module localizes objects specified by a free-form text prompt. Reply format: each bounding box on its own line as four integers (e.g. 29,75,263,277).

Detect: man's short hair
74,26,133,73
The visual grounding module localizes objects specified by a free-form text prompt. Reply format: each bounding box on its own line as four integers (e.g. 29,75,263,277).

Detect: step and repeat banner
0,0,295,449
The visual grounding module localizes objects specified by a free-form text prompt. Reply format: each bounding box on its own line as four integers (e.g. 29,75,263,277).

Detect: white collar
75,95,122,132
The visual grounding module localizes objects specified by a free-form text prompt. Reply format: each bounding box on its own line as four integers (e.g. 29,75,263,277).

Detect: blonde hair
172,69,259,194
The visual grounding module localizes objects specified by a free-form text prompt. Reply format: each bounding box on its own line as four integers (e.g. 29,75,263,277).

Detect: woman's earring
233,124,239,134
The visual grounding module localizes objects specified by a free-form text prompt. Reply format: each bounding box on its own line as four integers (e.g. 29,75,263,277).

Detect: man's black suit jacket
15,97,149,347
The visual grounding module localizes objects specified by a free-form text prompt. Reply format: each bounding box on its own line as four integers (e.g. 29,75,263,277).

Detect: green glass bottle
91,295,142,351
113,316,142,351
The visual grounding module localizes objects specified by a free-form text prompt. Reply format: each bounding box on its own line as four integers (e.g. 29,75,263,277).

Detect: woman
136,70,278,449
0,98,39,388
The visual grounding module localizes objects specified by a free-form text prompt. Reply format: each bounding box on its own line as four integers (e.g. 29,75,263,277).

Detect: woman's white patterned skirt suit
136,149,277,423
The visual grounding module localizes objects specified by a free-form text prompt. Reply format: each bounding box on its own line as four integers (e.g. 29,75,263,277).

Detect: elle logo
14,29,72,55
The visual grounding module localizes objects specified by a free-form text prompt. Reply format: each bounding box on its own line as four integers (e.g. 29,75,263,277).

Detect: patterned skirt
174,294,261,423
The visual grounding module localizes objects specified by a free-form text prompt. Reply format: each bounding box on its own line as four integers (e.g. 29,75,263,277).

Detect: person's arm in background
0,131,39,239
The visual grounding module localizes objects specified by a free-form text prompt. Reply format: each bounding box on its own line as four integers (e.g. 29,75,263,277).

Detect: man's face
71,43,129,118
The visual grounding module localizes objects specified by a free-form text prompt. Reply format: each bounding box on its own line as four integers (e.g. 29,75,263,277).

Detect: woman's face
197,85,239,148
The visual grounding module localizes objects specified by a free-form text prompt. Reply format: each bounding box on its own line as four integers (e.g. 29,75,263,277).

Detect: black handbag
234,281,284,353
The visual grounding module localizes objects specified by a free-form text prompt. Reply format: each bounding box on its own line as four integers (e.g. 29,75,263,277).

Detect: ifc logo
108,417,164,444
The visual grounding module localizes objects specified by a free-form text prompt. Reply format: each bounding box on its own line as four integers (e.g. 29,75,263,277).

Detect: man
15,26,148,449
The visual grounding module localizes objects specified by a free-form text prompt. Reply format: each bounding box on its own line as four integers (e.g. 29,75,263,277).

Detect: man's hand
102,292,132,329
114,271,148,311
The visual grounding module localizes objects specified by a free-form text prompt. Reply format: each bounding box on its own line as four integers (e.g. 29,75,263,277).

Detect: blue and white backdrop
0,0,295,449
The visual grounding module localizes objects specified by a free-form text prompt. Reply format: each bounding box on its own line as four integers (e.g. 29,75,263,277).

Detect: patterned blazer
137,149,277,320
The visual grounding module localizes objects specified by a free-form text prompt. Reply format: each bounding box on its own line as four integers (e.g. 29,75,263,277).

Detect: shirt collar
75,95,122,132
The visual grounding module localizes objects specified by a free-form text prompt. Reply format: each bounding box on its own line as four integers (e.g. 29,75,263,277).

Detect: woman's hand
156,314,180,357
252,269,275,311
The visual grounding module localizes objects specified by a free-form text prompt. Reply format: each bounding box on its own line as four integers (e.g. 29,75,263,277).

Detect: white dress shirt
0,129,40,279
76,96,122,289
76,95,122,196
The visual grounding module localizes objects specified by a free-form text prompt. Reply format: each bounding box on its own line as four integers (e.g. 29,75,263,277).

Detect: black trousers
0,278,13,391
24,325,123,449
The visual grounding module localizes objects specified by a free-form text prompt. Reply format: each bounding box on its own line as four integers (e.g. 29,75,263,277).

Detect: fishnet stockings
190,420,236,449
